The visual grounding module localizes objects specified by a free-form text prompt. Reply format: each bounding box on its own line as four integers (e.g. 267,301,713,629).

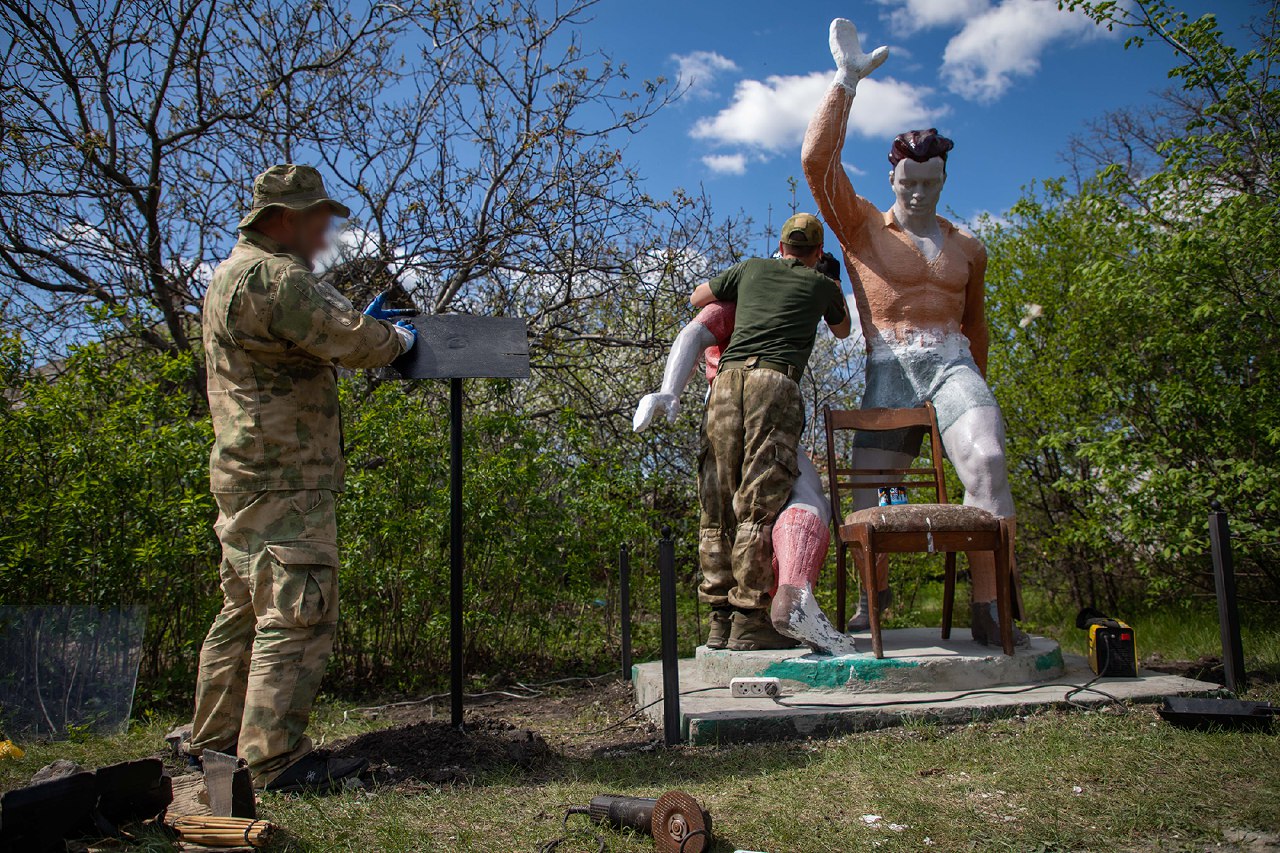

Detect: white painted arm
632,321,717,432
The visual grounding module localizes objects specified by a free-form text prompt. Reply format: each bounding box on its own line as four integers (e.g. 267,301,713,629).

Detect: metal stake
1208,500,1246,693
658,527,681,745
450,377,465,728
620,544,633,682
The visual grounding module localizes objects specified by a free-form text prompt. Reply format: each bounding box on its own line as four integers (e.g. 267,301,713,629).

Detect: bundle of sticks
172,815,275,848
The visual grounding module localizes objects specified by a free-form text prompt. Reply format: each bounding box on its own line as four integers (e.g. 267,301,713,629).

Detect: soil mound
330,718,550,785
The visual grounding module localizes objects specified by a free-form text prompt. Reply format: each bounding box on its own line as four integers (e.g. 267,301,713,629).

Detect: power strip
729,677,781,699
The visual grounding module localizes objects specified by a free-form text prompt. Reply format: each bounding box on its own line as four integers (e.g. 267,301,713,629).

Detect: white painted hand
829,18,889,90
632,392,680,432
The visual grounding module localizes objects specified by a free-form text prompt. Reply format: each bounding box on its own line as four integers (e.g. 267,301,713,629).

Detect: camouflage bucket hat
238,164,351,230
780,212,824,248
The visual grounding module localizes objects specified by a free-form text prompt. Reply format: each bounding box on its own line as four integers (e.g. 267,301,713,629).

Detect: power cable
343,673,617,721
771,674,1123,711
577,686,727,736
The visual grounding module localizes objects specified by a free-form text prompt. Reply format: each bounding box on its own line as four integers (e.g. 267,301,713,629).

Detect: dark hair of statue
888,128,954,174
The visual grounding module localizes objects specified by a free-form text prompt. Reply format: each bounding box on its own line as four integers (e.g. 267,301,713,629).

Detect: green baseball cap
238,164,351,230
779,212,824,248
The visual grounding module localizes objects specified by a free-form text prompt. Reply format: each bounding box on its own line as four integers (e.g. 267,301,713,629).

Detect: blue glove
393,319,417,352
364,292,417,321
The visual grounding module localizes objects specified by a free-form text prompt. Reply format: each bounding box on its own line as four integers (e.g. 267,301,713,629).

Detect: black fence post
658,526,682,746
1208,500,1246,693
619,544,633,682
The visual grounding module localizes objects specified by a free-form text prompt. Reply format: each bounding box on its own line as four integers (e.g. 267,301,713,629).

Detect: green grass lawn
2,603,1278,852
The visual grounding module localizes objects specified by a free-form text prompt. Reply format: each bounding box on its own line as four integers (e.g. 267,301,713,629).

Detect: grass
2,603,1278,852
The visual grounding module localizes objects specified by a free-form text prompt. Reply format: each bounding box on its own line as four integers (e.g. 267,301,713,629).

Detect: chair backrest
822,403,949,526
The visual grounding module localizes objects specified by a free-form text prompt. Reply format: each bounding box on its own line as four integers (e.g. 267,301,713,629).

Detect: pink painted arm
802,85,877,253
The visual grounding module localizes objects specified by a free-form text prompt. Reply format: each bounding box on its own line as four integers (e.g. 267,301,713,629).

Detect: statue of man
802,19,1027,646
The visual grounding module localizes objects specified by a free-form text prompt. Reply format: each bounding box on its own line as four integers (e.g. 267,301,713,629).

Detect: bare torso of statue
801,18,1028,645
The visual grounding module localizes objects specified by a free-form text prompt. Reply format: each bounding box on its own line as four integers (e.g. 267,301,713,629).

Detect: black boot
706,607,733,650
263,752,368,795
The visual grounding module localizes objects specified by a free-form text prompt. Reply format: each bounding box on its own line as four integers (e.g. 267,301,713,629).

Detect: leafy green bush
982,3,1280,609
0,339,680,703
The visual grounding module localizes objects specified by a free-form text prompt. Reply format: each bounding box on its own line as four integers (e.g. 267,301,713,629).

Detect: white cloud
691,72,944,154
940,0,1100,102
672,50,740,99
701,153,748,175
876,0,992,35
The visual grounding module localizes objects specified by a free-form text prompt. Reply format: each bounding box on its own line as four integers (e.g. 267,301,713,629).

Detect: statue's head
887,128,953,216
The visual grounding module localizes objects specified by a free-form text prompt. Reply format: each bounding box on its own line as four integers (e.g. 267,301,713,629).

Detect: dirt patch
330,717,551,785
363,679,657,762
1144,653,1227,684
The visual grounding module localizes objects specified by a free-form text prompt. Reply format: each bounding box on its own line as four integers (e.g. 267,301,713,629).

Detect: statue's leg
848,349,921,628
847,446,912,627
770,452,860,655
939,404,1028,645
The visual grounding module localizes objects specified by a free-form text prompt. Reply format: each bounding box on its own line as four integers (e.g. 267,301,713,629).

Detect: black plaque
390,315,529,380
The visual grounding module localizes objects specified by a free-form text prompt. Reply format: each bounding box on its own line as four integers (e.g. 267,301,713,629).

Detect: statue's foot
728,608,801,652
771,584,860,656
706,607,732,650
970,600,1031,648
847,588,894,632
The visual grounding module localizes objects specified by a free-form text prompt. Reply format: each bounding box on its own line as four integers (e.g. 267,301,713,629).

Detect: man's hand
363,292,417,321
830,19,889,91
633,392,680,432
394,319,417,352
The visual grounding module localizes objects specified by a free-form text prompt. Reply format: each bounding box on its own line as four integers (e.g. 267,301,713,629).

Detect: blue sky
580,0,1256,248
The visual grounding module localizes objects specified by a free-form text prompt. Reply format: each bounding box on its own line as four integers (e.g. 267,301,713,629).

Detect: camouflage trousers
698,367,804,611
191,489,340,786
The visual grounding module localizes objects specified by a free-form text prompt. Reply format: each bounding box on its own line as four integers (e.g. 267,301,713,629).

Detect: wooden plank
389,315,530,380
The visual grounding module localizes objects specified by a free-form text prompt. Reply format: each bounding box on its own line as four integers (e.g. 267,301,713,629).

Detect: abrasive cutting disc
651,790,711,853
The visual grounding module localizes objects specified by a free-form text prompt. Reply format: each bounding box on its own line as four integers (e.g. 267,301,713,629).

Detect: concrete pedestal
632,628,1221,746
692,627,1066,693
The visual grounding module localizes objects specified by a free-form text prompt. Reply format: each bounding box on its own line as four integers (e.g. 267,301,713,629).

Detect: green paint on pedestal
760,656,919,689
1034,648,1064,672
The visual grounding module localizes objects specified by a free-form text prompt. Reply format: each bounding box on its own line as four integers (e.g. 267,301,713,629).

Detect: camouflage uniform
698,366,805,610
192,165,407,786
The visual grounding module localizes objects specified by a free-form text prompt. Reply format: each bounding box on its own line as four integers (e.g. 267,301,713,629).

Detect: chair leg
996,522,1014,656
860,539,884,659
941,552,956,641
836,542,847,632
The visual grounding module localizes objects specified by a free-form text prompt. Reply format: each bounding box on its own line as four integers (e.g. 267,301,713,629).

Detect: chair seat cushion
844,503,999,533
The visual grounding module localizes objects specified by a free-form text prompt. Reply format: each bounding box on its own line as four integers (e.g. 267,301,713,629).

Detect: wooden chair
822,403,1015,658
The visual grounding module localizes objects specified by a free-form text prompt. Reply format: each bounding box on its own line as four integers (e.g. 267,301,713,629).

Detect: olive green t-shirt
708,257,847,374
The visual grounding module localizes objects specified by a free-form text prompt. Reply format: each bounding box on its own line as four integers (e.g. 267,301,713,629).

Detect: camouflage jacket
203,229,406,493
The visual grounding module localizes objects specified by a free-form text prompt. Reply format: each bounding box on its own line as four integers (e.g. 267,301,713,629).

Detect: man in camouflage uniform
192,165,416,793
691,214,851,650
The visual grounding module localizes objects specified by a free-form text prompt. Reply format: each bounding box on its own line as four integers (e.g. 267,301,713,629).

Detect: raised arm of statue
802,19,889,251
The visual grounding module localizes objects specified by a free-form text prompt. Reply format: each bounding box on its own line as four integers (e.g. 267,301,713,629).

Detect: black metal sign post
391,315,530,729
450,377,464,727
